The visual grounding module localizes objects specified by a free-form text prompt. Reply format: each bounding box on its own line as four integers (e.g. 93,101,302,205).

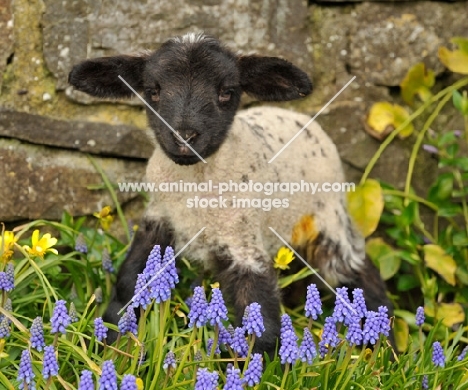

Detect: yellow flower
93,206,114,231
274,246,295,270
0,231,16,262
24,229,58,259
136,378,144,390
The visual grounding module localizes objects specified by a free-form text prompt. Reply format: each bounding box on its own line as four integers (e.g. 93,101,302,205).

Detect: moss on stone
0,0,147,130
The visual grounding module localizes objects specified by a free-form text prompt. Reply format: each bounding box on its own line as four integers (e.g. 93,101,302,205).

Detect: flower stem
332,344,354,390
361,77,468,184
173,327,197,384
280,363,290,390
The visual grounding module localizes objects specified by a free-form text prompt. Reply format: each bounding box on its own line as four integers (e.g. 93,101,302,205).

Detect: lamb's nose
173,131,198,146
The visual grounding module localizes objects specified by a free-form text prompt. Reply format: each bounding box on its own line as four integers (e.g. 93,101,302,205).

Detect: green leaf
400,63,435,105
396,274,420,291
438,131,458,146
347,179,384,237
278,267,314,288
366,238,401,280
428,173,453,202
453,231,468,246
423,244,457,285
453,90,468,115
437,202,462,217
400,201,419,226
438,37,468,74
399,251,420,265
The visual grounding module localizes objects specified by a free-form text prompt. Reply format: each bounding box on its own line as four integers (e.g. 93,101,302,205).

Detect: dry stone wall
0,0,466,222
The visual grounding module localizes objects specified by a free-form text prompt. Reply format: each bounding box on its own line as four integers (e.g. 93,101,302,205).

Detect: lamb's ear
238,55,312,101
68,55,147,98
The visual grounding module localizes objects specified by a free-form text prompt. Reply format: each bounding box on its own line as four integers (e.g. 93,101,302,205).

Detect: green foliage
358,38,468,350
1,218,468,389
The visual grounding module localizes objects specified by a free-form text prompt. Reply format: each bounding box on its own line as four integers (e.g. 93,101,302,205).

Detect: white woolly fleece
145,106,365,284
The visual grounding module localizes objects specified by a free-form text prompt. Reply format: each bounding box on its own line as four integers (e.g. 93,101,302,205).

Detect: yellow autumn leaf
425,302,465,327
347,179,384,238
400,63,435,105
423,244,457,286
393,317,409,352
365,102,414,140
438,37,468,75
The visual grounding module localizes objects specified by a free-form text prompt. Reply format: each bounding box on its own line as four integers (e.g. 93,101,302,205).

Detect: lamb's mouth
171,154,201,165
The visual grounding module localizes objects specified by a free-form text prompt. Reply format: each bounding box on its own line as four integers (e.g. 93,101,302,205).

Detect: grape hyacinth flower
242,302,265,338
30,317,45,351
305,283,322,320
1,298,12,325
351,288,367,319
416,306,425,327
69,302,79,323
94,317,108,342
132,273,152,310
230,327,249,357
280,314,294,338
377,306,390,337
207,338,221,355
432,341,445,368
362,311,381,345
162,246,179,288
194,368,219,390
458,346,468,361
422,375,429,390
319,316,340,357
299,327,317,364
50,300,71,334
218,324,233,346
99,360,118,390
102,249,114,273
194,350,203,362
18,349,35,390
224,365,243,390
143,245,162,277
242,353,262,386
188,286,209,328
0,268,14,292
332,287,353,326
75,233,88,253
118,306,138,335
279,329,299,364
144,246,170,303
162,351,176,371
207,288,229,326
42,345,59,379
120,374,137,390
345,315,363,346
95,287,103,304
78,370,94,390
0,316,10,339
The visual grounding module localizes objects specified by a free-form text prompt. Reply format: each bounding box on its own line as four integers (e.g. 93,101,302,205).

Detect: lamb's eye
219,89,233,103
146,88,160,102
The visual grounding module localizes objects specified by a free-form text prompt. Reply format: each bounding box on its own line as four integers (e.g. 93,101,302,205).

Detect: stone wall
0,0,466,222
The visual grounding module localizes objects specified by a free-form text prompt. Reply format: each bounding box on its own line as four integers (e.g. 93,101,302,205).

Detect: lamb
68,32,393,355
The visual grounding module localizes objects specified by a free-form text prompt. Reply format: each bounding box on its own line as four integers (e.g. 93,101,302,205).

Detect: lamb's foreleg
103,218,174,343
213,248,281,358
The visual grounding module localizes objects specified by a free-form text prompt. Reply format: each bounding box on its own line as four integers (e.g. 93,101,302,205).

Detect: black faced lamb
68,33,393,356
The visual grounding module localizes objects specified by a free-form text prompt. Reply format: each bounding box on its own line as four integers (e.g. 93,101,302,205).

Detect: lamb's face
143,40,241,165
68,33,313,166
